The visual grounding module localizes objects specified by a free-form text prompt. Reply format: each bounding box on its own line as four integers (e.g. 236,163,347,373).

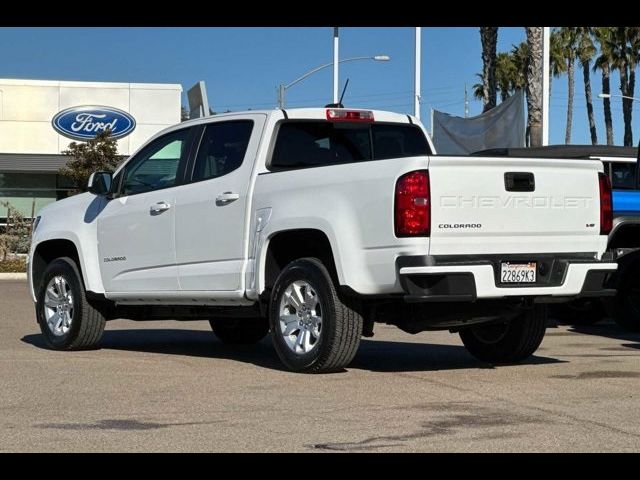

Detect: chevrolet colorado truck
28,108,617,372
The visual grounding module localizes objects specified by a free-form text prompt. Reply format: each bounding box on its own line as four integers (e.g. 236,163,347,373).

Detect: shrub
0,258,27,273
0,201,32,260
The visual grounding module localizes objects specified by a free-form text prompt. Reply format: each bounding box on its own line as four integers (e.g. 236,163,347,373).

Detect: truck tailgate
428,156,606,255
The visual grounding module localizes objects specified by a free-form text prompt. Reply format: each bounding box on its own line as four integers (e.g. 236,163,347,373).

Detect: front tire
269,258,363,373
209,318,269,344
36,257,106,350
459,305,547,363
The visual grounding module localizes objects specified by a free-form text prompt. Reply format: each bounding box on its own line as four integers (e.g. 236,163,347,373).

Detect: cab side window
121,129,190,196
191,121,254,182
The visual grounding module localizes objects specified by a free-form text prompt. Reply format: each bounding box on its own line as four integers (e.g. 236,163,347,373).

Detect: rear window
372,124,430,160
270,121,430,170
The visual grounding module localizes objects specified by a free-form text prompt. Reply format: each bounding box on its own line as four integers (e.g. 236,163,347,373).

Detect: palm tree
549,29,567,105
609,28,630,144
577,27,598,145
559,27,580,144
526,27,543,147
473,73,484,101
594,27,614,145
510,42,529,92
609,27,640,146
496,52,516,101
475,48,527,104
627,28,640,145
480,27,499,112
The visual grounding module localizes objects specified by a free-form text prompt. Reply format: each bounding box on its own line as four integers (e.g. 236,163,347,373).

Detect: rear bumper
398,255,617,302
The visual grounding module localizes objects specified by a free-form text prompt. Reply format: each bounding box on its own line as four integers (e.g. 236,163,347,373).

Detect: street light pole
333,27,340,105
414,27,421,119
277,55,391,108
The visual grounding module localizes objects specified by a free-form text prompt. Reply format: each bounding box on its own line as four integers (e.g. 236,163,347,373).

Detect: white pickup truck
28,107,617,373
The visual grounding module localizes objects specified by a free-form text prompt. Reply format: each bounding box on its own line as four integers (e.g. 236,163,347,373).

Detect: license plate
500,262,537,284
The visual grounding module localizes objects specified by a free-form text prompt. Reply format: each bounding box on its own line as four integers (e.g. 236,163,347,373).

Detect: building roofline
0,78,182,91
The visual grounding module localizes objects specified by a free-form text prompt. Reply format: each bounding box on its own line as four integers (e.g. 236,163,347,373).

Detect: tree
480,27,499,112
474,48,525,103
0,201,31,260
630,29,640,143
593,27,614,145
496,52,517,101
609,27,640,146
510,42,529,92
181,106,190,122
526,27,544,147
559,27,580,144
473,73,484,101
549,28,567,101
474,53,515,104
577,27,598,145
474,42,530,140
58,130,122,194
610,27,632,145
509,42,532,142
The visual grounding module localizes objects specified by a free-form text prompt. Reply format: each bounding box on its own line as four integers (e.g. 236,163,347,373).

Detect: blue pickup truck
473,145,640,331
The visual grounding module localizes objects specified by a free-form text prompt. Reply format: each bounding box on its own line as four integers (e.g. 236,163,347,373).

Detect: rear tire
269,257,363,373
36,257,106,350
459,305,547,363
209,318,269,344
612,268,640,332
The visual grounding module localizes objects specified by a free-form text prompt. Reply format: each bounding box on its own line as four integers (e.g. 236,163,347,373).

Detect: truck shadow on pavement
349,339,563,372
566,320,640,351
22,329,284,372
21,328,564,373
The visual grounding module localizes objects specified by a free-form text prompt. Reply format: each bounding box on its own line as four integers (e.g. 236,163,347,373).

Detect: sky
0,26,637,146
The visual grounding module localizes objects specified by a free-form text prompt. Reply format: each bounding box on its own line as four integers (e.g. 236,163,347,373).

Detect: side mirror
87,171,113,196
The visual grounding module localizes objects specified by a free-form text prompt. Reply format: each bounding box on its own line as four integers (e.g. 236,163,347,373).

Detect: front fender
29,194,106,301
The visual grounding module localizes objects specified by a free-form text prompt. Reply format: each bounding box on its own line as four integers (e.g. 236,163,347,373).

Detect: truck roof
178,107,416,127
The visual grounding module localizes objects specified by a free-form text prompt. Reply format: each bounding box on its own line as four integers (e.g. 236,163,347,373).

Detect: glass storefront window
0,172,60,218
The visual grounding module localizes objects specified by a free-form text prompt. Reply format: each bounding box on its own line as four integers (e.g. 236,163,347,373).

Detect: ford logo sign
52,106,136,141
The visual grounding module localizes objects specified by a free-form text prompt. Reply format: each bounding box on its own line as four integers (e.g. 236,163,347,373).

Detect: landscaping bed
0,258,27,273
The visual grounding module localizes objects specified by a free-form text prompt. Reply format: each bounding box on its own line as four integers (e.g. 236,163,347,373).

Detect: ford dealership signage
52,106,136,141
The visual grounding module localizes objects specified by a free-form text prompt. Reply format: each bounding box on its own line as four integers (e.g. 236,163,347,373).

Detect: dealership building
0,78,182,218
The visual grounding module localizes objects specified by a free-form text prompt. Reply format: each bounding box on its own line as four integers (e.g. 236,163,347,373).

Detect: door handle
504,172,535,192
150,201,171,214
216,192,240,205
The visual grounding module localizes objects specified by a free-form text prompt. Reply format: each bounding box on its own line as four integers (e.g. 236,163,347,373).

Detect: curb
0,273,27,280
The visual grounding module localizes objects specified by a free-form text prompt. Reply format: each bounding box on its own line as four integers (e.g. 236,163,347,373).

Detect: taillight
598,172,613,235
395,170,430,237
326,109,374,122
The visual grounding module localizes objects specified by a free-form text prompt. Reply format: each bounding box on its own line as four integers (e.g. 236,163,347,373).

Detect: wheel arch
609,218,640,250
31,238,86,298
258,228,342,297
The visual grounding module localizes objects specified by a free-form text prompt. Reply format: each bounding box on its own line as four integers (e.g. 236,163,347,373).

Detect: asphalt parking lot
1,279,639,452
